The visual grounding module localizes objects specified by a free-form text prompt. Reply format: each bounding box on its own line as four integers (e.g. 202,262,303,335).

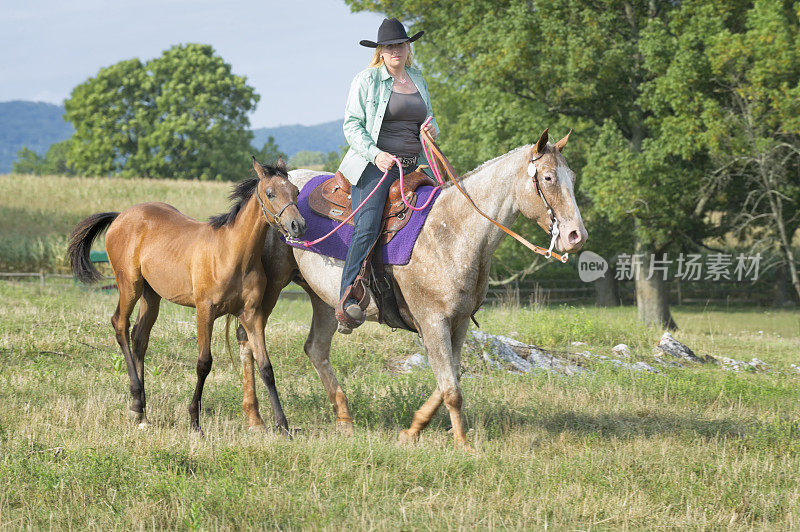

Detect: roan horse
237,130,587,449
68,158,305,434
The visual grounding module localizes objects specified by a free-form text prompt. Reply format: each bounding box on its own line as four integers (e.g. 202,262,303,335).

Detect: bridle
527,149,564,261
255,177,297,238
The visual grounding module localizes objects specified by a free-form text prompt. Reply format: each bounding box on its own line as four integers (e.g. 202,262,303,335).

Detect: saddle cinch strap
307,169,436,245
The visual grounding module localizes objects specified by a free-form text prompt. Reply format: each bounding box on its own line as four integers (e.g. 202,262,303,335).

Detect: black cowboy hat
359,17,423,48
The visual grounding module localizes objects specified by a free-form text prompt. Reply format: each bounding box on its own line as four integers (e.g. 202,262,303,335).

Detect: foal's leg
303,289,353,435
236,324,266,431
111,272,145,423
239,307,289,434
406,318,471,450
129,283,161,427
188,305,214,433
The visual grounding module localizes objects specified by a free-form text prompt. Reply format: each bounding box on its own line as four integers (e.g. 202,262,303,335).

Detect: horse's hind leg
110,272,145,423
239,307,289,434
130,282,161,427
303,289,353,435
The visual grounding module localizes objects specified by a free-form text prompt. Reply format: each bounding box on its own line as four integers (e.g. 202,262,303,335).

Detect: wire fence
2,272,790,307
485,278,788,307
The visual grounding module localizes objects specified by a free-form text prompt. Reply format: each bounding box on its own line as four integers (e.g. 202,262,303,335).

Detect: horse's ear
535,128,549,154
555,129,572,152
275,157,287,173
252,155,267,178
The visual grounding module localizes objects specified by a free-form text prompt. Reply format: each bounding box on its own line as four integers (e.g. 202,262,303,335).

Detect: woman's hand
374,151,395,173
421,123,437,140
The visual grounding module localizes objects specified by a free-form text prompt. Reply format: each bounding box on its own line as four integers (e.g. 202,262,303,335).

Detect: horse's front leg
399,318,471,443
404,318,472,451
189,305,214,434
236,323,267,431
239,306,289,434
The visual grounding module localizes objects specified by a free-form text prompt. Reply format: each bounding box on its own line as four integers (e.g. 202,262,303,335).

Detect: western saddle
307,168,435,244
312,168,436,334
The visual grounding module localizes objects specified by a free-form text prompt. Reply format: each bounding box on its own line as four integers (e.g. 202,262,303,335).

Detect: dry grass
0,173,230,272
1,278,799,529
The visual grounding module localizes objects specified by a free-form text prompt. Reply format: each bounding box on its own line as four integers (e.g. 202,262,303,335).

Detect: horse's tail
67,212,119,284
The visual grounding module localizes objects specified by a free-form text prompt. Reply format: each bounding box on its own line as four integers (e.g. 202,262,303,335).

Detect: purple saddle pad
283,173,440,265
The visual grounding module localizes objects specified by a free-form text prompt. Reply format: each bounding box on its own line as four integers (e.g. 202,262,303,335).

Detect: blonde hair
368,43,413,68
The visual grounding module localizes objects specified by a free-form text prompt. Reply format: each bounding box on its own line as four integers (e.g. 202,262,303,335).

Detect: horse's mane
208,164,285,229
441,145,530,188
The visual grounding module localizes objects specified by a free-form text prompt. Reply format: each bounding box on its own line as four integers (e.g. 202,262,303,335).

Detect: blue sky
0,0,386,127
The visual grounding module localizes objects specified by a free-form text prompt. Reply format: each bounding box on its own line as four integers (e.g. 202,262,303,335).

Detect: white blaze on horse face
527,162,537,178
555,162,588,251
556,165,583,224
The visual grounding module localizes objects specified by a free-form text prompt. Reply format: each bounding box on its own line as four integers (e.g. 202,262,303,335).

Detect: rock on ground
466,330,588,376
657,332,705,363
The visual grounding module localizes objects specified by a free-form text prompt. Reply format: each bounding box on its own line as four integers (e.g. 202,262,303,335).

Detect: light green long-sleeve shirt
337,64,439,185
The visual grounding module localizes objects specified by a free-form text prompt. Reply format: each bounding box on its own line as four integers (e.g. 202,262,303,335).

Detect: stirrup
336,286,368,332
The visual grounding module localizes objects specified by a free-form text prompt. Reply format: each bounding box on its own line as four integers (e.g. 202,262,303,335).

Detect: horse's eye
544,175,553,182
266,190,275,199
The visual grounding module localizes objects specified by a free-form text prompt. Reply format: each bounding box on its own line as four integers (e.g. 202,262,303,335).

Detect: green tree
12,147,44,174
64,44,258,180
323,144,349,173
12,140,76,176
255,135,287,166
288,150,328,168
650,0,800,300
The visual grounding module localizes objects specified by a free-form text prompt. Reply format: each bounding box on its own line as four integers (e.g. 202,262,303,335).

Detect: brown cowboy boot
336,275,370,334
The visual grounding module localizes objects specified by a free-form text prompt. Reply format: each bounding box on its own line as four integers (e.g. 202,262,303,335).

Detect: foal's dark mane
208,164,285,229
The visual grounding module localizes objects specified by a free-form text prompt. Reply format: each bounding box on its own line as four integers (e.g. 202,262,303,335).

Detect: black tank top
376,90,428,158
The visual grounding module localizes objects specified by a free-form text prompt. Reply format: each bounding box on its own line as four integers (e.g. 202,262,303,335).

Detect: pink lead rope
294,116,441,247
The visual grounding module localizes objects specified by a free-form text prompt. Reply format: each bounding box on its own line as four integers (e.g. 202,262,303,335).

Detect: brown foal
68,158,305,434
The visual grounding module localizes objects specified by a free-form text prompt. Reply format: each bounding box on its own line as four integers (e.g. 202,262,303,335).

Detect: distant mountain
252,121,345,157
0,100,345,173
0,101,73,173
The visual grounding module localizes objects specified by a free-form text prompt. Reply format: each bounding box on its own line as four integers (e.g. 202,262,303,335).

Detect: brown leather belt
396,156,417,167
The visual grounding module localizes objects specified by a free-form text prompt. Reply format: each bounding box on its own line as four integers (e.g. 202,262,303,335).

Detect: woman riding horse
336,17,439,332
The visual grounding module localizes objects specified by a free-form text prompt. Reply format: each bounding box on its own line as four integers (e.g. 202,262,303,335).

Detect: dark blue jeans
339,162,415,300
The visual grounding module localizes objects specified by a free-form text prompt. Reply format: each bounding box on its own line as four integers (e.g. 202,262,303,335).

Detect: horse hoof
137,419,151,430
457,441,476,454
248,424,267,434
398,429,419,444
127,409,145,423
336,420,354,437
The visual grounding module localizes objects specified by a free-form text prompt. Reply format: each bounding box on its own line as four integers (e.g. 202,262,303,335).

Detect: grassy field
0,173,231,272
1,278,799,529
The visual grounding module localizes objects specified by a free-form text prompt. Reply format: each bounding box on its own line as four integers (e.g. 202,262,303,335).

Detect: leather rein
420,128,568,263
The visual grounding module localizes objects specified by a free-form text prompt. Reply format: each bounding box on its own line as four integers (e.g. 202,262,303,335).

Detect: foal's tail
67,212,119,284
